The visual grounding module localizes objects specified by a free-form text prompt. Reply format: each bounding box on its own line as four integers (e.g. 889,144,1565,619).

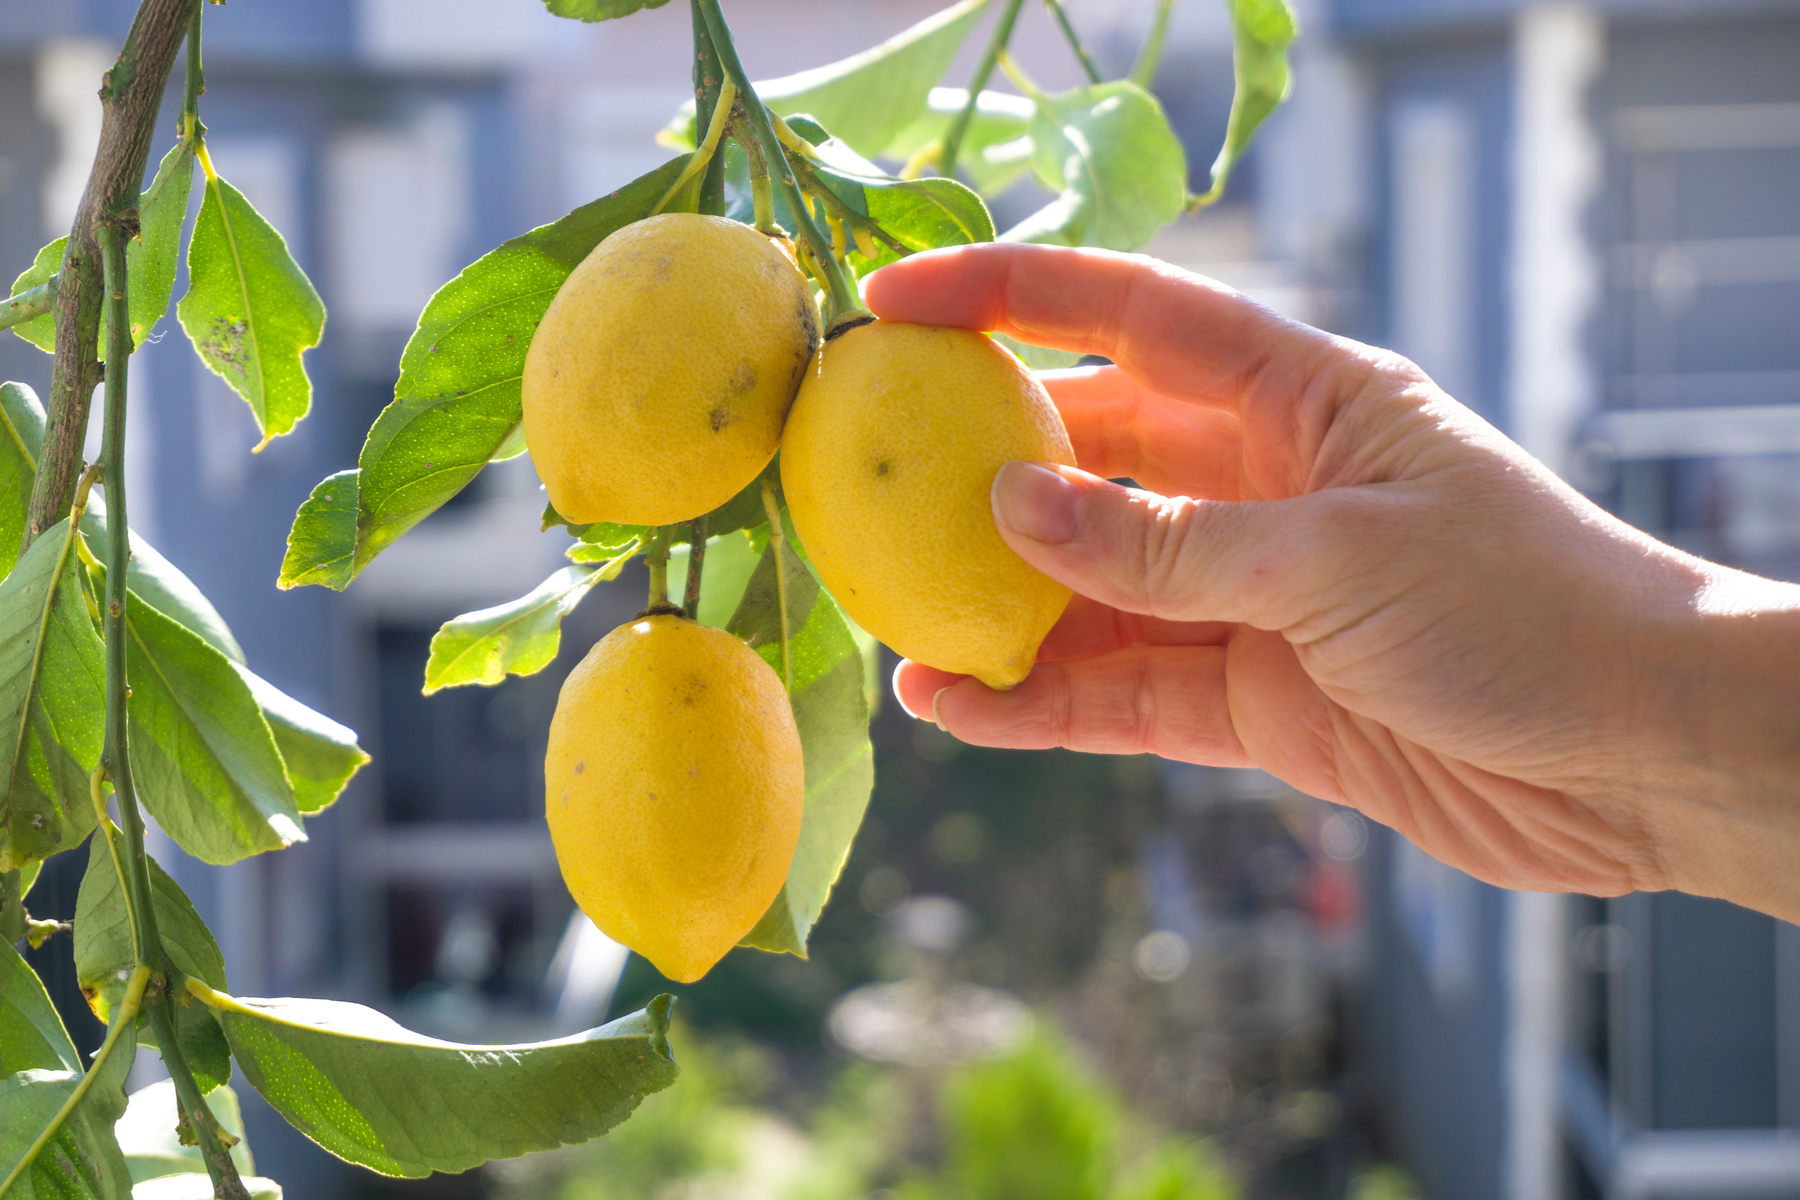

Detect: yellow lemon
545,613,803,983
523,213,819,526
781,321,1076,689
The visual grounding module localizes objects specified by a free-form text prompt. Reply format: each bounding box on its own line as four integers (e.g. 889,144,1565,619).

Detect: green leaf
277,470,357,591
881,89,1037,196
73,509,360,817
994,333,1082,371
127,140,197,348
0,382,47,579
122,594,304,866
1006,81,1189,252
0,943,136,1200
117,1081,257,1184
727,540,873,955
760,0,991,158
542,0,671,21
177,166,326,449
79,499,246,666
74,824,232,1092
545,459,780,553
132,1177,283,1200
667,529,763,629
1,938,79,1074
8,239,65,354
422,556,632,694
198,987,679,1178
1204,0,1298,204
0,517,105,874
661,1,991,159
343,155,693,585
781,121,994,272
238,672,367,815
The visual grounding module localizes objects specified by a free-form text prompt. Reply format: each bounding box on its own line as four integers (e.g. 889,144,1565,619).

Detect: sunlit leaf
341,155,692,584
667,529,762,629
1203,0,1298,203
0,941,136,1199
1005,81,1188,252
0,517,105,874
542,0,671,21
0,382,47,579
728,540,873,955
116,1081,257,1184
882,88,1037,195
995,333,1081,371
74,508,361,817
422,554,633,694
132,1176,282,1200
74,823,232,1092
127,140,196,347
7,238,65,354
277,469,357,591
781,118,994,273
194,985,679,1178
121,594,304,865
238,671,367,815
81,497,245,665
178,164,325,448
1,937,79,1074
763,0,991,158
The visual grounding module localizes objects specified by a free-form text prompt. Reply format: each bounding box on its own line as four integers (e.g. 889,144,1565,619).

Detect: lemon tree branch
26,0,201,551
941,0,1026,177
692,0,863,327
98,211,252,1200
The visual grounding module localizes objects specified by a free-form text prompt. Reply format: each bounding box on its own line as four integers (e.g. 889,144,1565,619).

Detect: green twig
1129,0,1176,88
941,0,1027,178
684,516,707,619
645,527,674,610
758,481,791,692
1,278,57,332
690,0,729,213
97,218,251,1200
1043,0,1102,84
692,0,862,327
0,964,150,1200
26,0,200,552
181,5,205,139
653,77,736,214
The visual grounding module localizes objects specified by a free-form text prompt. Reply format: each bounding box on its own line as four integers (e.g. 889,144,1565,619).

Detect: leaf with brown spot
178,164,325,448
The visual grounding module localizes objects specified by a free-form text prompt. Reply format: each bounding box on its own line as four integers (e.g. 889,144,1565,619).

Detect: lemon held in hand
781,320,1076,689
546,613,804,984
523,213,819,527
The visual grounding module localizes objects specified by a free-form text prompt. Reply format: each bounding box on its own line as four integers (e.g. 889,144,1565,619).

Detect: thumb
990,461,1319,628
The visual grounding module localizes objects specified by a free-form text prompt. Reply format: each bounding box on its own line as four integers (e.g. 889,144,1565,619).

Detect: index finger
862,242,1332,411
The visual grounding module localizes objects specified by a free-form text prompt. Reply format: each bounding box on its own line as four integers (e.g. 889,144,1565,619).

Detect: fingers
1035,593,1234,663
894,648,1253,764
1041,366,1249,500
989,461,1322,629
863,243,1334,412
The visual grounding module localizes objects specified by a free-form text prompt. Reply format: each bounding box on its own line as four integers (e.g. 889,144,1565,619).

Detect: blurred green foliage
498,1022,1236,1200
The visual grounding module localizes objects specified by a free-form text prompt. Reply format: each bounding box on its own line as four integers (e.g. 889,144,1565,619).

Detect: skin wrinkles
870,241,1800,924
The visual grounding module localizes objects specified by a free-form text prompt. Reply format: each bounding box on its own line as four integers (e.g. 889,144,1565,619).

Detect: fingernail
930,688,951,732
992,461,1083,545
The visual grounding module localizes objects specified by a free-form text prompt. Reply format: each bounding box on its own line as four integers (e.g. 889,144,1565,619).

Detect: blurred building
1237,0,1800,1195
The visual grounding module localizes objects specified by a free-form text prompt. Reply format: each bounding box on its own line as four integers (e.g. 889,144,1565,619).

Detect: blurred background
3,0,1799,1196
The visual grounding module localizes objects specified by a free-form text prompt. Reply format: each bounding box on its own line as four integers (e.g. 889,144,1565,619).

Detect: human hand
865,242,1800,920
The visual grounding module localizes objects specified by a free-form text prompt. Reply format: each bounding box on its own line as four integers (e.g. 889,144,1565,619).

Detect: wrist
1638,563,1800,920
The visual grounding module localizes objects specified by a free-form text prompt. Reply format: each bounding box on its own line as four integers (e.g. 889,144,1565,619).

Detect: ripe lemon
781,321,1076,689
545,613,804,983
523,213,819,526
